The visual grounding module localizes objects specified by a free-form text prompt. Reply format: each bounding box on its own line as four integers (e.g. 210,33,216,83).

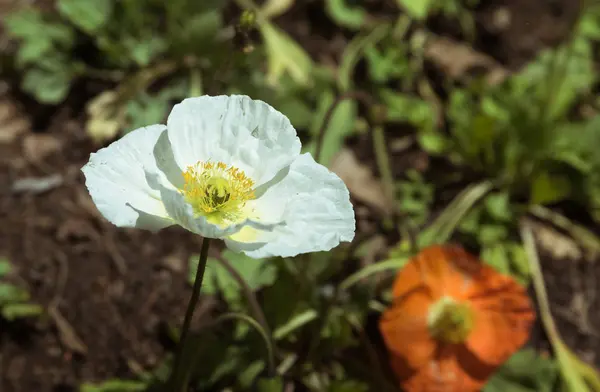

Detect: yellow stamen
181,161,255,226
428,296,474,344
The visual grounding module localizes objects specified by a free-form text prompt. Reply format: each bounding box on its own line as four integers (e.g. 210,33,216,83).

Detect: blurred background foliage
3,0,600,391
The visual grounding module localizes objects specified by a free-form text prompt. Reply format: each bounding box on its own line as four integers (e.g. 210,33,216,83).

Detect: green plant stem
215,254,276,376
196,312,275,379
372,124,395,205
520,222,592,392
169,237,211,392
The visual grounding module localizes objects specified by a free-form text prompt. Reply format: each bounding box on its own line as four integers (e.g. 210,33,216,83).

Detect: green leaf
395,0,434,20
507,243,530,283
484,349,558,392
307,89,357,166
481,245,510,275
122,36,167,67
273,309,318,340
418,131,448,155
5,9,74,66
485,192,512,222
0,283,30,305
530,171,572,205
58,0,112,33
21,54,75,104
479,224,508,245
257,377,284,392
325,0,367,30
239,360,265,388
80,379,147,392
1,303,43,321
191,250,277,302
126,93,169,131
260,22,312,86
328,380,370,392
0,259,12,277
338,23,390,91
379,89,435,131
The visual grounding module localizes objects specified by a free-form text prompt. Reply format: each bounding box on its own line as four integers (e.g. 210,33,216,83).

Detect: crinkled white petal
225,153,355,258
81,125,174,231
167,95,301,186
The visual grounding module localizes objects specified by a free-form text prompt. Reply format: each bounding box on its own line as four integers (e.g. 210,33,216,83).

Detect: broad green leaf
530,171,571,205
395,0,434,20
177,9,223,51
0,259,12,277
379,89,434,131
260,22,312,86
418,131,448,155
328,380,370,392
80,379,147,392
191,250,277,302
1,303,43,321
0,283,30,305
21,61,73,104
126,93,169,131
484,349,558,392
58,0,112,33
325,0,367,30
481,245,510,275
485,192,512,222
122,36,167,67
307,89,357,166
5,10,74,66
508,243,530,283
479,224,508,245
257,377,284,392
459,208,482,234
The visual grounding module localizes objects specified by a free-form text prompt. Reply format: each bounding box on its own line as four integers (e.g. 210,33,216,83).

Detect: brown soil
1,0,599,391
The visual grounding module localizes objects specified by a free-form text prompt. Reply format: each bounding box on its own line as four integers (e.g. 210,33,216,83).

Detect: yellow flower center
428,296,474,344
181,161,255,226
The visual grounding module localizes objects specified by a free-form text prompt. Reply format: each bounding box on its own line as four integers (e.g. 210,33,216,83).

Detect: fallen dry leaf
0,98,30,144
23,134,62,162
330,148,393,215
532,221,582,261
48,306,88,355
424,36,509,86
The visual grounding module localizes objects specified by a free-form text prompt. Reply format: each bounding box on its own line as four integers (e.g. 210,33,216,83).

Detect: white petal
226,153,355,258
82,124,175,231
167,95,301,186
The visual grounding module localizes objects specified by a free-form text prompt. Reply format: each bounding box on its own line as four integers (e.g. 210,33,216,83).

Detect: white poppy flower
82,95,355,258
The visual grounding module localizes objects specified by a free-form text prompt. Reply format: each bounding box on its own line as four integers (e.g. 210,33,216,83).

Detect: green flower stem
215,254,277,376
169,237,211,392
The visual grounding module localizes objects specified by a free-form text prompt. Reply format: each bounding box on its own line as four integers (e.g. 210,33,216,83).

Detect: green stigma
428,296,474,344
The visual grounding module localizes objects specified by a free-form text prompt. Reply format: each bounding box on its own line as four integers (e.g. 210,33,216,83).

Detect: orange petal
397,245,484,300
380,286,437,370
393,344,495,392
465,271,535,365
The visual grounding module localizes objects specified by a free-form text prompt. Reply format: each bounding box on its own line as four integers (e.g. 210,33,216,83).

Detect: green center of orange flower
428,296,474,344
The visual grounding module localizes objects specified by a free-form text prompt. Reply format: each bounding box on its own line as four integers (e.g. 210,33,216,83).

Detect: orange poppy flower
379,245,535,392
